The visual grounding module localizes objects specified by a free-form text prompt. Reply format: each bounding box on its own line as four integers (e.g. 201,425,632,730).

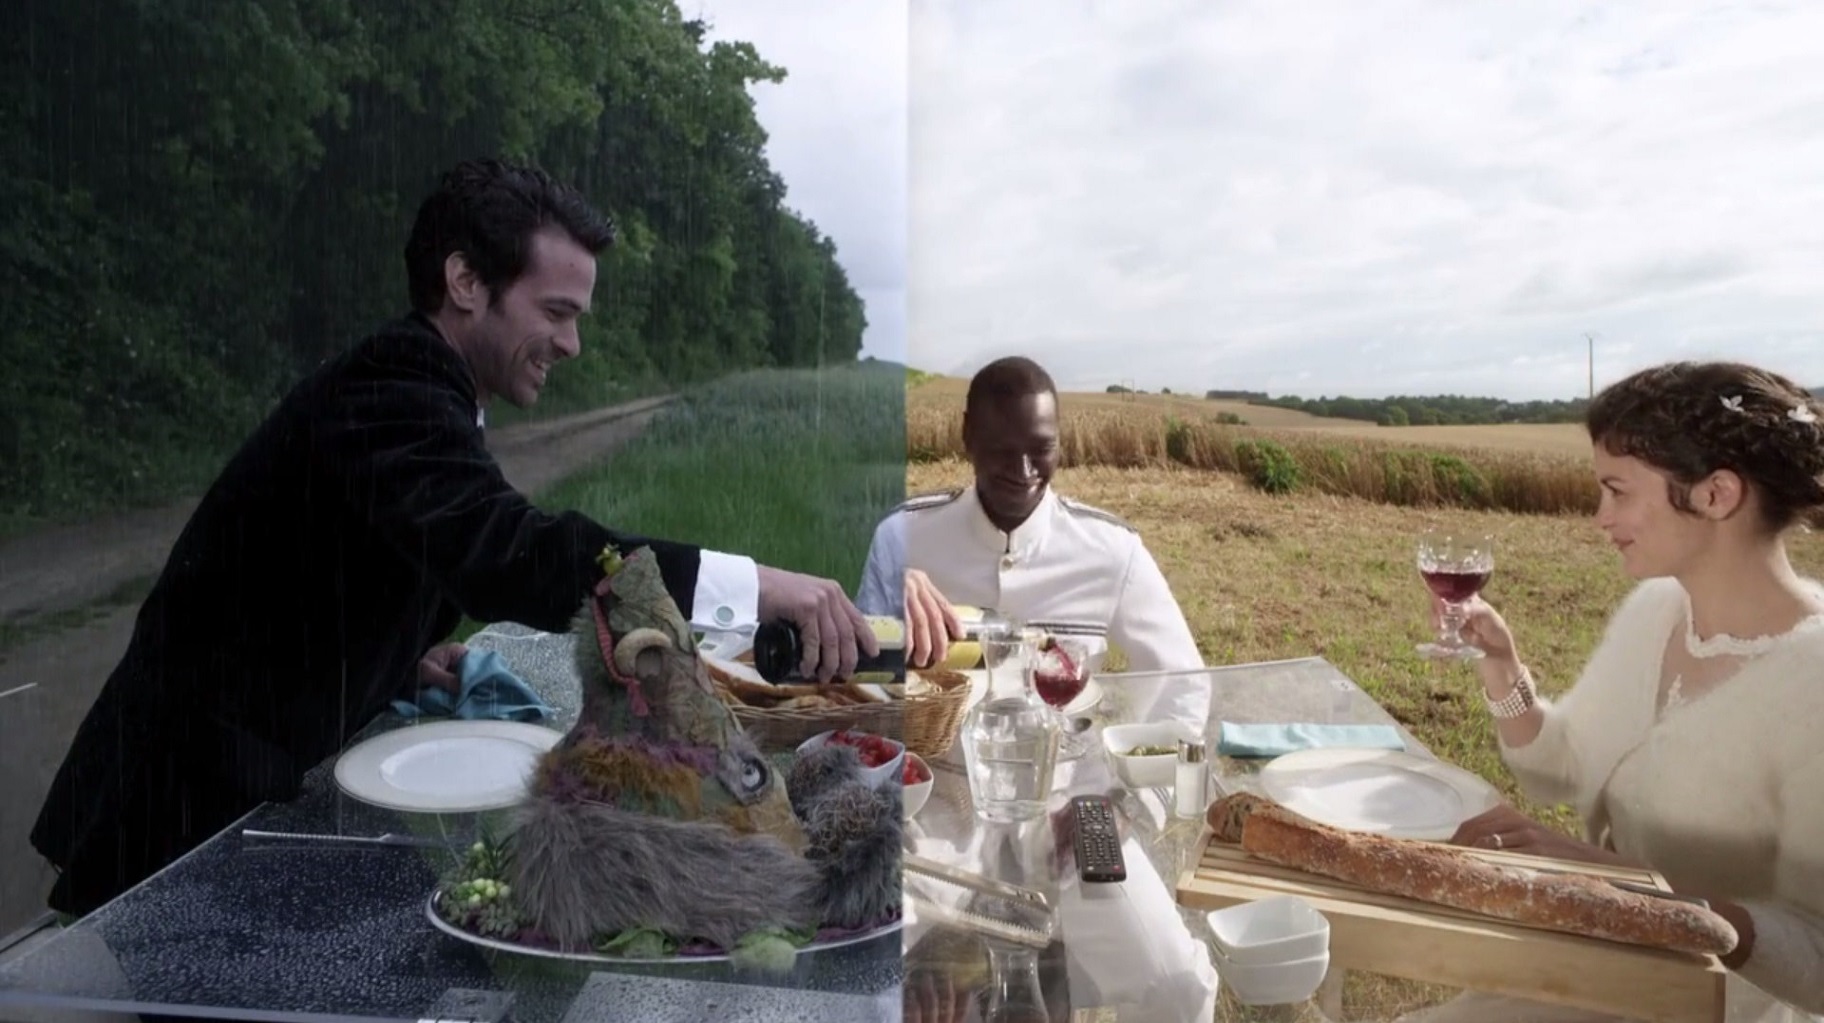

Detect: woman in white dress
1401,361,1824,1023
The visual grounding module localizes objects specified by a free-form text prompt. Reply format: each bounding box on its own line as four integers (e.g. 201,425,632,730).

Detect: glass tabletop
0,624,903,1023
901,656,1428,1021
0,627,1421,1022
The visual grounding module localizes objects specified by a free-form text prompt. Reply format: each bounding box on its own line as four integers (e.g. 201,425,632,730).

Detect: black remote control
1069,795,1126,883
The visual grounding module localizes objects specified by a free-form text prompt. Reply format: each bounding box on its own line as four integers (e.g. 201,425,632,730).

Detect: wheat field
907,377,1600,517
911,377,1590,454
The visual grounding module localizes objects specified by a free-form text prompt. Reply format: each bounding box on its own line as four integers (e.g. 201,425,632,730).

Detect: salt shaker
1174,738,1208,819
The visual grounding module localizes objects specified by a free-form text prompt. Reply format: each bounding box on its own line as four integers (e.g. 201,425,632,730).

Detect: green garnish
595,927,678,958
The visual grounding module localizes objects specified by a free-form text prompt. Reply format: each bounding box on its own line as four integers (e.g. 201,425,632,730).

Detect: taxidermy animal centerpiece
432,546,902,970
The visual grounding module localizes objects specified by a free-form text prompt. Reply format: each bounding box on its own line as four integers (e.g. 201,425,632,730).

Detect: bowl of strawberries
901,751,933,818
798,728,906,790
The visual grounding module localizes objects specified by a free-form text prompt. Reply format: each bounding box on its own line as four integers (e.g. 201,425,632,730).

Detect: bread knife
1533,867,1709,909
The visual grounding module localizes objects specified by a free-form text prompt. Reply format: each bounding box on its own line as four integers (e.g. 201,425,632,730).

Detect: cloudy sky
706,1,1824,401
695,1,908,367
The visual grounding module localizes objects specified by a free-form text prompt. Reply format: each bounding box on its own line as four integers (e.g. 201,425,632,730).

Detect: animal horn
613,627,674,678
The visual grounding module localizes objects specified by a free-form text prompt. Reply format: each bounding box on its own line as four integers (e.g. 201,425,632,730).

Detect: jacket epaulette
896,488,963,513
1058,494,1136,533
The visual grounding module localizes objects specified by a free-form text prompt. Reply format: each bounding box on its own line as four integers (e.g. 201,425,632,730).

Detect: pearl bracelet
1484,665,1536,719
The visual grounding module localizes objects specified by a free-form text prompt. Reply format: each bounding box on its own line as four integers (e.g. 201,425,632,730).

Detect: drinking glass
982,941,1050,1023
1031,635,1094,759
1416,529,1495,661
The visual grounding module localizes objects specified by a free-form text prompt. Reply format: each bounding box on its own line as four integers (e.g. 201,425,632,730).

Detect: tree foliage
1,0,868,523
1251,393,1590,426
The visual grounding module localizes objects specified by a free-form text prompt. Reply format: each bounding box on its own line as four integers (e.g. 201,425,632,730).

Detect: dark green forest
1,0,869,531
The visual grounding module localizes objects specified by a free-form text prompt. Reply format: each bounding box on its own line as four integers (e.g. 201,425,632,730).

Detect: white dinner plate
1256,747,1501,841
334,720,563,814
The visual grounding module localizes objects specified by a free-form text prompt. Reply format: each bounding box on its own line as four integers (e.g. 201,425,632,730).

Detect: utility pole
1585,332,1597,400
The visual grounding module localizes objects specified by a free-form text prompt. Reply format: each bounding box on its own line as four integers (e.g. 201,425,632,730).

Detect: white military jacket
858,485,1208,728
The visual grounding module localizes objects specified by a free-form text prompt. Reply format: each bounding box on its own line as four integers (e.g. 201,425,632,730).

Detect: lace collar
1682,598,1824,659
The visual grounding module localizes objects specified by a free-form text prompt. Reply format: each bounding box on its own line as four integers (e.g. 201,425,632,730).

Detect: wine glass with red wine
1416,529,1495,661
1032,635,1095,759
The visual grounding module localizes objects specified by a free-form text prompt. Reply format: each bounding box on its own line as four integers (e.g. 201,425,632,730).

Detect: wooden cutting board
1175,831,1727,1023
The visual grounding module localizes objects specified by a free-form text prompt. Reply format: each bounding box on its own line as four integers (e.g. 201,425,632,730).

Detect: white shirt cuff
688,550,759,633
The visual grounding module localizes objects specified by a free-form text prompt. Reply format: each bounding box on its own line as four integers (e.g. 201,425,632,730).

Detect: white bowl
901,752,933,818
1212,945,1332,1005
1102,722,1193,788
796,729,905,790
1204,895,1331,965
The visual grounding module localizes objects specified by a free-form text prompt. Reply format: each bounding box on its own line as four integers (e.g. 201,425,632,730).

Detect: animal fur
787,742,866,818
783,740,905,928
802,779,903,929
506,792,823,952
490,546,902,966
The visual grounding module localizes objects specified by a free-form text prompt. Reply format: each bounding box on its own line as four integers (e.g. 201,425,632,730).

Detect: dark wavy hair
1586,361,1824,532
403,158,616,314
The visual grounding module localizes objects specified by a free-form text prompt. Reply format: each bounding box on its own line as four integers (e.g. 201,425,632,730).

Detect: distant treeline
2,0,868,526
1247,394,1590,426
1102,384,1587,425
1251,388,1823,425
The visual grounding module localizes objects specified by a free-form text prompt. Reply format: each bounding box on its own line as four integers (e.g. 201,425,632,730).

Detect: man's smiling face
467,226,594,408
964,390,1060,530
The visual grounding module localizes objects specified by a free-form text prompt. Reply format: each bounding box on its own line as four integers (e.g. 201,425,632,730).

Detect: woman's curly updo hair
1586,361,1824,532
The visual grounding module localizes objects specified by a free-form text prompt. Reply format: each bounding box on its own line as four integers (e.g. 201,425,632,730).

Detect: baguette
1205,793,1737,956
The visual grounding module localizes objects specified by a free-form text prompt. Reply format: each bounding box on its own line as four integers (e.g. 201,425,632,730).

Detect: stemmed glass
1416,529,1495,661
1031,635,1094,759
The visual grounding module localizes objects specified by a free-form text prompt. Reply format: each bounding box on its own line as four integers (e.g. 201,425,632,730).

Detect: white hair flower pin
1720,395,1744,413
1791,403,1818,425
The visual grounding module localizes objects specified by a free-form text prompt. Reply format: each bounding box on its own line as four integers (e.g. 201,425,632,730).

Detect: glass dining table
0,624,903,1023
0,625,1428,1023
902,655,1432,1023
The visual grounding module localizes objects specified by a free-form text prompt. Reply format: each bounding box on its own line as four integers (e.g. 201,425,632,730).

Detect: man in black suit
31,158,877,918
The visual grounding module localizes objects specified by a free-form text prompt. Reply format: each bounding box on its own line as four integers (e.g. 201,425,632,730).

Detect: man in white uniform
863,357,1219,1022
859,357,1208,729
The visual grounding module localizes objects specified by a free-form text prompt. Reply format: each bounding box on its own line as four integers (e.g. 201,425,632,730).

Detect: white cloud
909,0,1824,399
695,1,907,363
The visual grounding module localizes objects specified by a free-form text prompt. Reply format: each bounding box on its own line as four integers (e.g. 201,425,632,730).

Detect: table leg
1316,967,1345,1020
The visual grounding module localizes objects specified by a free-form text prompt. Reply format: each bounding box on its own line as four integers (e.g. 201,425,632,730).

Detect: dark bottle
752,615,908,683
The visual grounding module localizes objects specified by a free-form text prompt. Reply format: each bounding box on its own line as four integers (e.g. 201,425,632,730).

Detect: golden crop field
1297,421,1589,457
906,458,1824,1018
910,375,1369,428
908,380,1601,518
910,376,1591,455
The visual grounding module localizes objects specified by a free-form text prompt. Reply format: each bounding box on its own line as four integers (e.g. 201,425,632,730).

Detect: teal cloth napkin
1217,721,1406,758
391,649,553,723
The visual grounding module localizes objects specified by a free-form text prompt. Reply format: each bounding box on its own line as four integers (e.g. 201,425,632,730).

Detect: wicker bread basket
710,665,974,758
